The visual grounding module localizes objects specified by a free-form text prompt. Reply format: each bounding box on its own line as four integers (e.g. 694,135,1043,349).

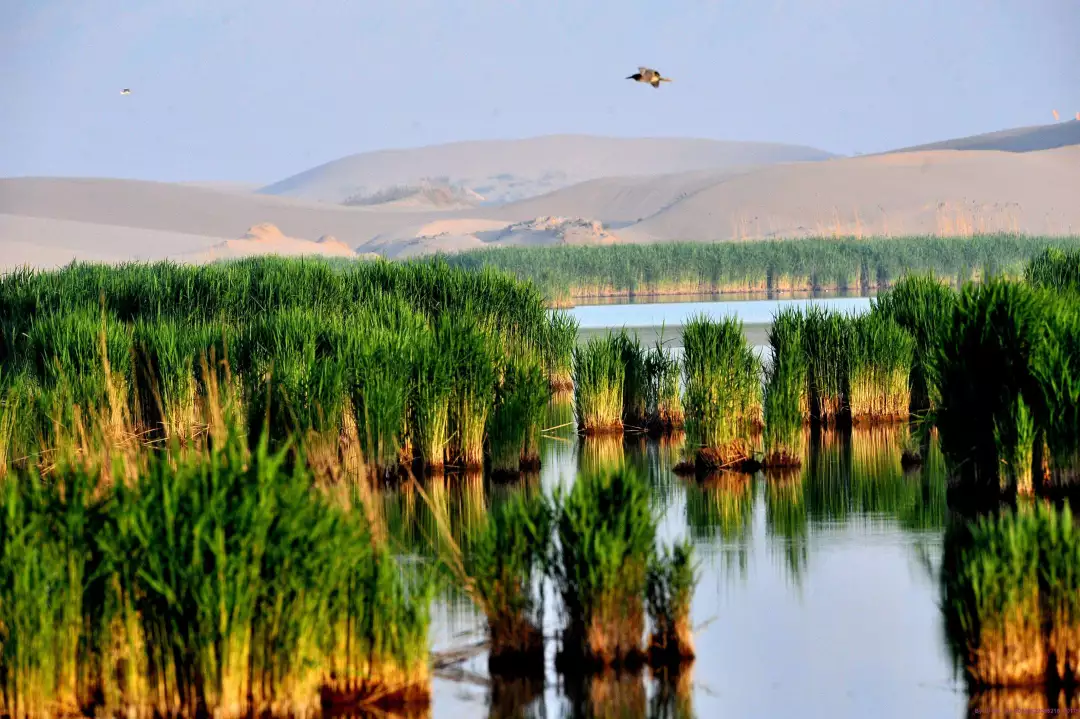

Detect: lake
392,296,972,719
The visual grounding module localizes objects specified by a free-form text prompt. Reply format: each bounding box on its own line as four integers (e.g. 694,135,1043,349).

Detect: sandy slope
257,135,834,204
889,119,1080,154
618,146,1080,242
2,129,1080,269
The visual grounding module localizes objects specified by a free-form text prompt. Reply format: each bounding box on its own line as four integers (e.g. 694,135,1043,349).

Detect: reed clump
942,505,1080,688
681,315,762,471
544,310,580,391
551,464,655,669
465,491,552,676
763,308,806,467
0,426,435,719
573,333,625,435
848,313,913,423
489,349,550,478
871,274,956,412
644,336,684,434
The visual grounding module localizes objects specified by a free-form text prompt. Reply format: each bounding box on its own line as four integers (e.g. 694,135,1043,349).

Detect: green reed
801,306,853,425
942,504,1080,688
465,491,552,675
550,463,656,668
644,334,684,432
489,348,550,477
544,310,579,391
763,308,806,466
849,312,914,422
681,314,761,467
1025,246,1080,295
572,333,625,434
871,274,956,412
613,329,649,427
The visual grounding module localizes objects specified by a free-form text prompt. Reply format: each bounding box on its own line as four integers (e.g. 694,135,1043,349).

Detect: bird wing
639,66,653,74
651,78,660,88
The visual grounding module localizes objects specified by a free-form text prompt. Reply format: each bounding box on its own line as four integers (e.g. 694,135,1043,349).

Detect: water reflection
380,415,960,717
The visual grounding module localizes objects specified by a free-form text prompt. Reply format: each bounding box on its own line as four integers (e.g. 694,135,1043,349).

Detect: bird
626,67,672,88
120,88,131,95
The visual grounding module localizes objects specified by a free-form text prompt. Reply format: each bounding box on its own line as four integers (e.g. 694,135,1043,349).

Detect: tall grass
871,274,956,412
464,492,552,675
801,307,853,426
489,349,550,477
551,463,655,668
0,427,434,719
849,313,913,422
763,308,806,467
544,310,579,391
613,329,649,427
1025,246,1080,295
572,333,625,435
644,334,684,433
681,315,761,469
942,505,1080,688
441,234,1080,302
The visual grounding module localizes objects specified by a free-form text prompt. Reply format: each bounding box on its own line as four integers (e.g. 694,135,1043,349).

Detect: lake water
391,296,976,719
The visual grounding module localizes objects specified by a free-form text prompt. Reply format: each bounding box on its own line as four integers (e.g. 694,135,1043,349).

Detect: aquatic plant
465,491,552,675
572,333,625,435
489,348,549,477
762,307,806,467
941,504,1080,688
644,335,683,433
800,306,853,425
848,312,913,423
681,314,761,469
544,309,579,391
550,463,655,668
613,329,649,428
1025,246,1080,295
441,234,1079,302
871,274,956,412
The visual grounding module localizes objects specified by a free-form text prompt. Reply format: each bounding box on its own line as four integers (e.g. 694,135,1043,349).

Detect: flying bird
626,67,672,88
120,88,131,95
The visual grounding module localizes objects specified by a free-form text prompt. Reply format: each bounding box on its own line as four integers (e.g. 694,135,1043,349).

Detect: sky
1,0,1077,184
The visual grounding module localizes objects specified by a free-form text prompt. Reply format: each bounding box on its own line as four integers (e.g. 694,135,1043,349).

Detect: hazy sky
2,0,1077,183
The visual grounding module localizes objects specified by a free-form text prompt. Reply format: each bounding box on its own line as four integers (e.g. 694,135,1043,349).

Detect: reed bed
0,257,576,479
942,504,1080,688
848,313,914,423
1025,246,1080,295
489,349,550,478
0,427,434,719
442,234,1079,303
681,315,762,471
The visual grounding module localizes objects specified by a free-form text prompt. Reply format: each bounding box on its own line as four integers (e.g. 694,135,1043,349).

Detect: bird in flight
626,67,672,88
120,88,132,95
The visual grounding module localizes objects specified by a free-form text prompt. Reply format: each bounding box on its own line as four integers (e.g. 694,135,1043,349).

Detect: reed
763,308,806,467
1025,246,1080,295
645,542,698,665
681,314,762,470
489,348,549,477
442,234,1080,302
551,463,655,669
942,505,1080,688
933,280,1052,493
848,312,913,423
871,274,956,412
573,333,625,435
644,336,684,433
465,491,552,675
801,306,853,426
544,310,579,391
613,330,649,428
445,313,499,470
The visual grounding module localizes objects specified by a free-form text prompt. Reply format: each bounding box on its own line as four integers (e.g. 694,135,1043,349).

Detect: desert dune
2,127,1079,270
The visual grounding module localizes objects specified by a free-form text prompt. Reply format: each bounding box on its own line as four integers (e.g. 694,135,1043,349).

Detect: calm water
386,297,973,719
570,296,873,350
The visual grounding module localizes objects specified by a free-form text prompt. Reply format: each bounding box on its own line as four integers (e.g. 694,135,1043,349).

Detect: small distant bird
120,88,131,95
626,67,672,88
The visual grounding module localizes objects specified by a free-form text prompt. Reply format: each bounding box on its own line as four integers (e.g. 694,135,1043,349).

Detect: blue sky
2,0,1077,183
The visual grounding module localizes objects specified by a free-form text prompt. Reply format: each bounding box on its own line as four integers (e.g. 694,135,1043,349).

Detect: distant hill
256,134,835,205
888,119,1080,154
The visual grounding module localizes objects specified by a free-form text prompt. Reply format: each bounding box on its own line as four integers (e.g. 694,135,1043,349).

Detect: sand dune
888,119,1080,154
257,135,834,205
2,128,1079,269
620,145,1080,242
